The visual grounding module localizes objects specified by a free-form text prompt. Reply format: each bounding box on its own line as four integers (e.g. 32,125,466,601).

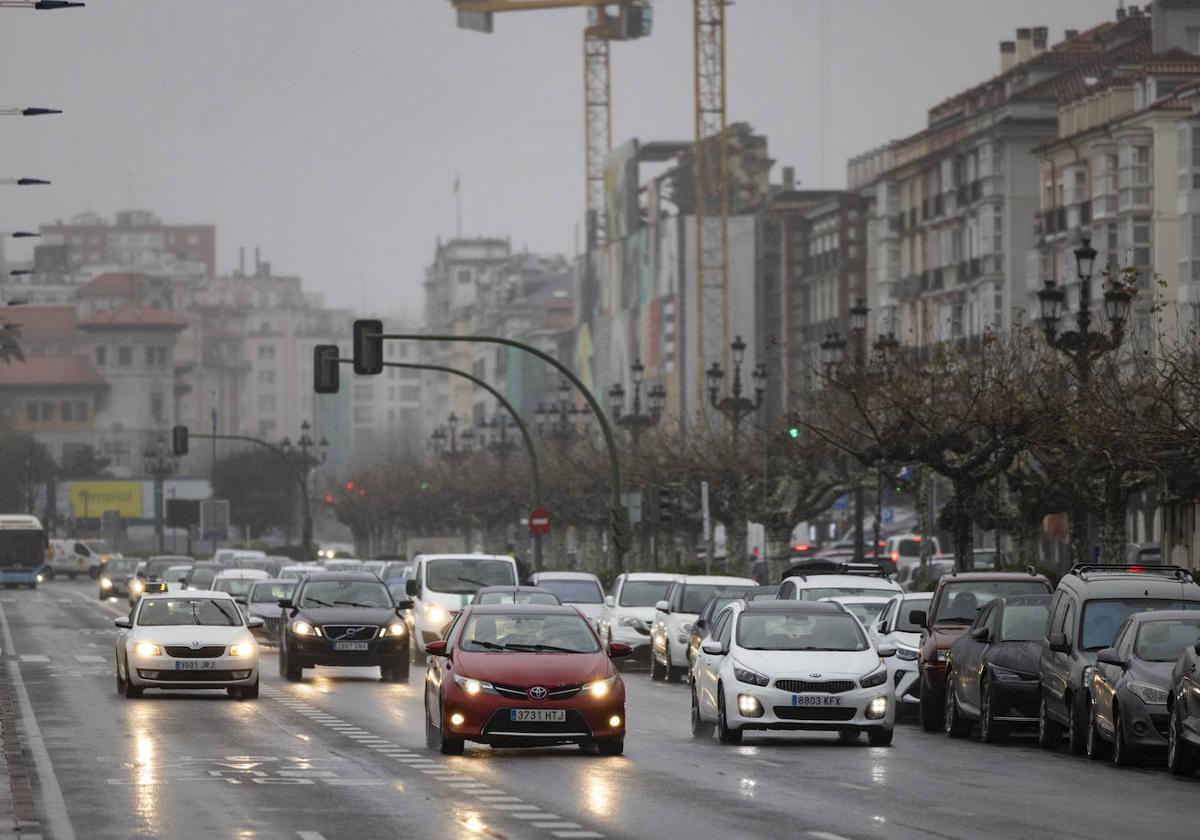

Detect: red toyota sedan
424,604,631,755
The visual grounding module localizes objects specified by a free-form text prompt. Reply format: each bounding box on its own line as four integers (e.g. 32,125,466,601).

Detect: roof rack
1067,563,1193,581
781,559,890,582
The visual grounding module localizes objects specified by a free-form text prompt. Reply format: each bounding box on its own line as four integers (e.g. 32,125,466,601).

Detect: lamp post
142,434,178,553
280,420,327,554
431,412,474,462
478,414,517,459
607,358,665,448
1036,237,1131,385
706,335,766,438
536,379,589,440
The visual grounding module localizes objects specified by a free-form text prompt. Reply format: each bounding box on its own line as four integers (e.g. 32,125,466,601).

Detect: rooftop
78,305,187,330
0,353,107,388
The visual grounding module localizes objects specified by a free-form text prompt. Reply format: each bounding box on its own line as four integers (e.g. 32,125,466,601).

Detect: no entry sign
529,508,552,536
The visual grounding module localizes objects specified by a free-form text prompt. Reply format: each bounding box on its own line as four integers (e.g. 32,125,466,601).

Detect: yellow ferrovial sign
70,482,142,519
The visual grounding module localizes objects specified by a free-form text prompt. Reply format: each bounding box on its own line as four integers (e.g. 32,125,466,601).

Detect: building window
400,385,421,401
258,394,276,412
257,370,275,386
40,402,54,422
257,344,275,361
145,346,156,366
353,385,372,400
353,407,372,423
157,347,169,367
76,401,88,422
150,392,165,423
1187,26,1200,53
25,402,37,423
95,346,106,367
118,346,132,367
61,402,73,422
458,269,472,284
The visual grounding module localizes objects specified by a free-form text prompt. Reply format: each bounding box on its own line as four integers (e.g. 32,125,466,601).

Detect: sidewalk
0,657,42,839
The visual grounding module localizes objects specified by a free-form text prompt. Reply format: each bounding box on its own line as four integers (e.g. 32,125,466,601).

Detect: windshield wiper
304,598,334,608
333,600,381,608
457,576,488,588
502,643,577,653
467,639,506,651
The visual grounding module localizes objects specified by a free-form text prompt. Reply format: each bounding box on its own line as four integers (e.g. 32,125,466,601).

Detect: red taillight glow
1128,566,1146,573
792,544,810,552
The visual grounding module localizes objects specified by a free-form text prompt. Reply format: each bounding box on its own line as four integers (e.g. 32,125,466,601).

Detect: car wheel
1168,705,1197,776
691,687,714,739
716,685,742,745
1112,706,1139,767
1067,694,1087,756
943,672,969,738
236,679,259,700
381,657,410,683
919,678,943,732
1037,693,1062,749
116,663,127,695
1086,702,1110,761
649,648,665,681
89,567,100,580
979,677,1006,744
98,591,107,601
867,727,894,747
597,737,624,756
282,649,304,683
424,696,439,750
665,648,681,683
123,676,142,699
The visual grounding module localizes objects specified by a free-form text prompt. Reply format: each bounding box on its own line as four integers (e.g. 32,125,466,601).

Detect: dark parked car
686,591,756,673
183,562,223,591
1039,564,1200,755
914,570,1052,732
1088,610,1200,766
944,594,1051,742
277,572,413,683
470,586,561,606
1168,622,1200,776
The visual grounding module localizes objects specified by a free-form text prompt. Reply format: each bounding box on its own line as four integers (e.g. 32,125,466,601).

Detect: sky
0,0,1114,317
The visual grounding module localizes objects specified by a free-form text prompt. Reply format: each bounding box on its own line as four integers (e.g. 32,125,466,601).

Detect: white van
404,553,518,658
48,539,119,579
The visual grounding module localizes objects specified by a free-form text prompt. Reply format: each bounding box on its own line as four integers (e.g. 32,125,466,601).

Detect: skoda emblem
189,641,202,649
528,686,548,701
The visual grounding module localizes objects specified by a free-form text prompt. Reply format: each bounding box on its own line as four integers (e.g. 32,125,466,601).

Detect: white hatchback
869,592,931,714
114,591,262,699
597,572,677,664
529,571,606,629
690,599,896,745
650,574,756,682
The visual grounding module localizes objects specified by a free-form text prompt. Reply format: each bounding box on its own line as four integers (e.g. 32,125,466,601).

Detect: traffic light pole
190,433,314,563
364,329,630,573
336,358,545,573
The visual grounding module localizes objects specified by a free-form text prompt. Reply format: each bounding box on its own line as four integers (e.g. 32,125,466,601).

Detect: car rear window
1081,599,1200,651
537,579,603,604
801,586,897,600
250,583,294,603
681,584,751,614
1000,603,1050,641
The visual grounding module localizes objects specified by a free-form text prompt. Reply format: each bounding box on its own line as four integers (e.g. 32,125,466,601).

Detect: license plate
174,660,217,671
510,709,566,723
333,642,369,651
792,694,841,707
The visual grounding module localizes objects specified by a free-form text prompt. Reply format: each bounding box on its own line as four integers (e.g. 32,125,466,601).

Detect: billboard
70,482,142,519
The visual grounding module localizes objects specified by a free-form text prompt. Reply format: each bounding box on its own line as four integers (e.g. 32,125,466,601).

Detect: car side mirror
701,639,724,656
405,579,418,597
655,600,671,614
1096,648,1125,667
970,626,990,643
1048,632,1071,654
877,645,896,658
113,617,131,629
277,598,294,610
425,640,448,657
909,609,927,628
608,642,633,658
604,595,615,608
694,618,706,631
1195,640,1200,656
395,599,414,612
247,616,264,629
877,621,889,635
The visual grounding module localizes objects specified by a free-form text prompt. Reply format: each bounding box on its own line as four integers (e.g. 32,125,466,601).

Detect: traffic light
171,425,188,456
313,344,340,394
352,318,383,375
787,412,801,440
658,486,674,525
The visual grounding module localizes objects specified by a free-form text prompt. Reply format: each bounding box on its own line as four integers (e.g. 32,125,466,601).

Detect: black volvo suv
278,571,413,683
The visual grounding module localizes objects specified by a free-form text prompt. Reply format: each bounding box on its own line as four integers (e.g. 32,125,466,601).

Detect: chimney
782,166,795,190
1016,27,1033,63
1116,6,1126,21
1032,26,1048,57
238,246,245,277
1000,40,1017,73
1065,28,1079,41
254,246,261,275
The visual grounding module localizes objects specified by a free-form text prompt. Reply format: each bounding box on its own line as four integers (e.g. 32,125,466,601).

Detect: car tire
1168,705,1196,776
235,679,259,700
665,648,682,683
1038,693,1062,749
435,699,464,756
649,649,665,681
281,649,304,683
124,677,142,699
98,591,107,601
381,657,410,683
1086,702,1110,761
691,687,714,738
919,678,943,732
1067,693,1087,756
867,727,893,747
979,677,1006,744
716,686,742,745
116,664,126,695
1112,706,1139,767
89,567,100,580
943,673,970,738
597,738,624,756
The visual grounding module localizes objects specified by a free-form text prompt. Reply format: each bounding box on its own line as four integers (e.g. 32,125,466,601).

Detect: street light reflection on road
131,723,157,836
583,769,614,818
739,777,757,799
454,808,486,835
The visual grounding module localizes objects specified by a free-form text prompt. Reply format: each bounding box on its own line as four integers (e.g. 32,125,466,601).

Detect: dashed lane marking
535,824,581,830
74,655,106,663
808,833,853,840
297,833,327,840
19,655,49,663
551,832,604,839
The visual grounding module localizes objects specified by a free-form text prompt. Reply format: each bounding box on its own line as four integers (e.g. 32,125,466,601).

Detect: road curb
0,657,40,837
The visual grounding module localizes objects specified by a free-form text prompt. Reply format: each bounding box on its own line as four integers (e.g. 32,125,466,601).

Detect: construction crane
449,0,652,248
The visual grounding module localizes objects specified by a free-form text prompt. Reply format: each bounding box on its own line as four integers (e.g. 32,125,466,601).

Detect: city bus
0,515,48,589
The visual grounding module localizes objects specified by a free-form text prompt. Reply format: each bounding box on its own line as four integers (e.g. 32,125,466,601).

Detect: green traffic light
788,427,799,439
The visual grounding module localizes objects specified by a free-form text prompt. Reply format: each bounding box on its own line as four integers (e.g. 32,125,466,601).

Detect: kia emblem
528,686,548,700
809,673,822,678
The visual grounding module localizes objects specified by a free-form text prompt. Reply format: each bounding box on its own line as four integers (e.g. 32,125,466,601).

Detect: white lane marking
0,604,76,840
809,833,853,840
552,833,603,839
19,654,49,663
493,804,541,812
534,824,580,830
512,813,556,820
297,833,328,840
478,796,523,803
832,782,869,791
74,655,106,663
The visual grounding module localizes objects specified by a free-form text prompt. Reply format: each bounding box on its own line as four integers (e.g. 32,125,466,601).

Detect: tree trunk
912,467,930,568
1100,468,1128,564
1068,498,1091,567
949,479,976,572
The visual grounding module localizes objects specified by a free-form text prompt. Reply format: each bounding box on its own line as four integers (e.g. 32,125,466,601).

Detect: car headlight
453,674,497,695
291,620,321,637
732,661,770,687
935,649,949,662
100,577,113,589
424,603,449,626
860,666,888,688
895,646,918,661
1127,680,1169,705
133,642,161,657
228,643,256,657
383,622,407,637
991,665,1036,683
583,675,618,698
131,580,144,593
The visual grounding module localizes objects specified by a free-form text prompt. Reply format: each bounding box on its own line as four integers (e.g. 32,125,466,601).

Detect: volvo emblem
528,686,548,700
333,626,368,641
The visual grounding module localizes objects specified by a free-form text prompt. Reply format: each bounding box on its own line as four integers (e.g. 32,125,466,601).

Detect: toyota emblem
528,686,548,700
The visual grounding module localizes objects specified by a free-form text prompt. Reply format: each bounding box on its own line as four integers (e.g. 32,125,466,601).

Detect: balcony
1079,200,1092,225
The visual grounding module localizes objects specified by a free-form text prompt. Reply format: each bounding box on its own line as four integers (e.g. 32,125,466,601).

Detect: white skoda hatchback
690,599,896,745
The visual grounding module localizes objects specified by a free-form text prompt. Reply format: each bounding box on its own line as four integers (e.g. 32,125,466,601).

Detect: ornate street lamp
707,335,766,438
607,358,664,447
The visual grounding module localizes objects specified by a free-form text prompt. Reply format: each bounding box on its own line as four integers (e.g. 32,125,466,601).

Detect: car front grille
772,705,857,722
164,645,226,659
774,679,856,694
140,670,245,682
322,625,379,642
491,683,583,700
482,709,593,736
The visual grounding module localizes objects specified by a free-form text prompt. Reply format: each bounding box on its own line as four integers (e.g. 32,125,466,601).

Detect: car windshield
189,567,218,588
477,591,559,605
800,586,897,600
164,567,191,583
459,612,599,653
737,611,867,651
250,582,294,603
681,584,751,614
213,578,257,597
895,596,931,632
1081,600,1200,651
137,598,242,627
104,558,139,575
300,580,393,608
1000,603,1050,641
1134,619,1200,662
619,580,672,607
85,540,113,553
537,579,603,604
837,601,888,626
895,539,922,557
381,563,409,580
932,581,1048,625
145,560,188,579
425,558,516,594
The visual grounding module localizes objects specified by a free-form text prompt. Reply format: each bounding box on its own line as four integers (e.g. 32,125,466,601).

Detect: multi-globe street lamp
431,412,475,461
281,420,327,553
607,358,665,448
706,335,766,438
476,414,518,459
536,379,589,440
